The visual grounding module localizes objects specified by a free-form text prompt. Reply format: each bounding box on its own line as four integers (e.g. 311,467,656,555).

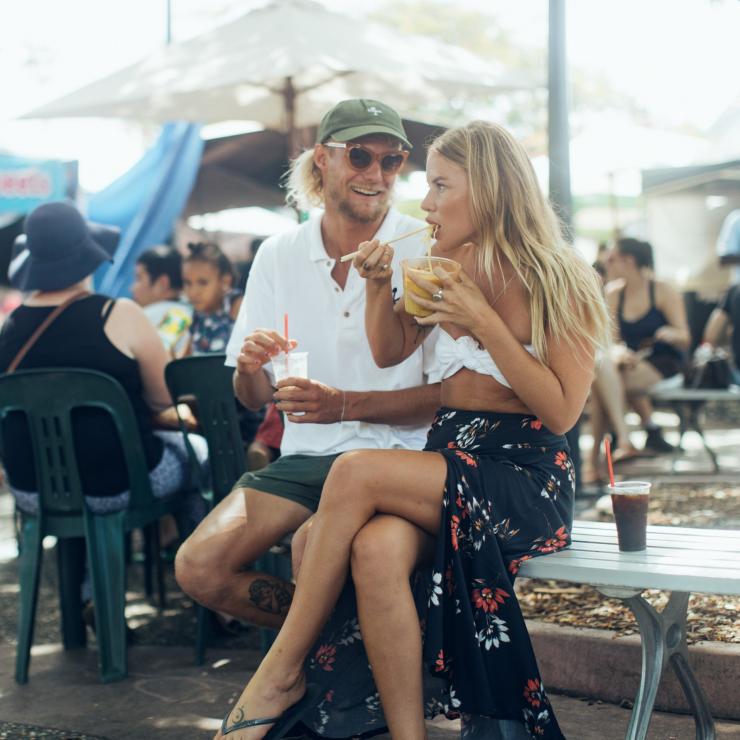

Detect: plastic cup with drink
401,257,461,317
608,480,651,552
271,351,308,383
271,350,309,420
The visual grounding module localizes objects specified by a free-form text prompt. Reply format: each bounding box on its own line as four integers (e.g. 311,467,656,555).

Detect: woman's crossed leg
215,448,447,740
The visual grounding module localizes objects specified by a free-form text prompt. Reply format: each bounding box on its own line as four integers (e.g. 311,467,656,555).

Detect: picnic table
649,385,740,473
518,520,739,740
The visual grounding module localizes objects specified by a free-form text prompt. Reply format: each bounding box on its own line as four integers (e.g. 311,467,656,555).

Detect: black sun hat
8,201,120,292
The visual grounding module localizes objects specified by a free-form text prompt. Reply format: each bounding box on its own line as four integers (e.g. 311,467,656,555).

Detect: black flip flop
221,683,322,738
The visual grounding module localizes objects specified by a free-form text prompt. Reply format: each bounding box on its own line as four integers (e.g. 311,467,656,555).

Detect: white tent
22,0,534,152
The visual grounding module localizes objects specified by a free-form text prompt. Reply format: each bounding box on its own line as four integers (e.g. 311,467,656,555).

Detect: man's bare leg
175,487,312,629
352,515,435,739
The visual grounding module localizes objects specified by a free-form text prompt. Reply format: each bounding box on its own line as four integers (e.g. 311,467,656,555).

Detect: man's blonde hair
284,149,324,212
429,121,610,362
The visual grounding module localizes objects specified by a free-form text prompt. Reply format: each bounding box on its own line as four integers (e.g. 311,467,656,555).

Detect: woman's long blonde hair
430,121,610,362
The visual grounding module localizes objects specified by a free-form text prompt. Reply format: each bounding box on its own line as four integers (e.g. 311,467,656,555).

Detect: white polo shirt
225,208,438,457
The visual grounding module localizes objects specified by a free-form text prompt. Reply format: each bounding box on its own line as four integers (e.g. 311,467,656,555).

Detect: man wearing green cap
175,99,440,635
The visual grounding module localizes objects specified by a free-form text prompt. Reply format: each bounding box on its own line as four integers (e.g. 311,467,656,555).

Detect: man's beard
327,181,389,224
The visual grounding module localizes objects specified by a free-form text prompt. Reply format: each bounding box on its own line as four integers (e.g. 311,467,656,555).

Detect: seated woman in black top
604,237,691,453
0,202,208,601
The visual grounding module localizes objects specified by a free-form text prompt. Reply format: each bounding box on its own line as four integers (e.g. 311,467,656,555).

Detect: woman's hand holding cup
410,264,490,332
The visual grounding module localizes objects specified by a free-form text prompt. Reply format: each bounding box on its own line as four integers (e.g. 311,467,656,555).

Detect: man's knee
174,535,228,603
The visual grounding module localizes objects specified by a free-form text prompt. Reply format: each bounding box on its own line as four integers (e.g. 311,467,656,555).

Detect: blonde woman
216,121,610,740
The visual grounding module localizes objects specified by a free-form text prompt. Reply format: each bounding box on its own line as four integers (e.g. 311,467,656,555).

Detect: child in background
183,241,264,448
182,242,242,355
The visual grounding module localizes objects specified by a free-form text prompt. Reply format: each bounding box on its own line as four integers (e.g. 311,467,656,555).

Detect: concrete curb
528,619,740,721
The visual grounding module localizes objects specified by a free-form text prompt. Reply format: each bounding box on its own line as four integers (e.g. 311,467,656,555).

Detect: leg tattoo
248,578,294,616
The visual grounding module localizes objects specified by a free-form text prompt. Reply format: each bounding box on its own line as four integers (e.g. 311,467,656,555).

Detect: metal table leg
687,401,720,473
597,587,716,740
669,402,688,475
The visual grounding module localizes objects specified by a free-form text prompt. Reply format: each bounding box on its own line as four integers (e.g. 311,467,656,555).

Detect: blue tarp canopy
88,122,203,298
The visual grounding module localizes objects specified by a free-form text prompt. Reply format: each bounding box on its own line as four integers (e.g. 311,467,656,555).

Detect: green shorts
232,454,342,513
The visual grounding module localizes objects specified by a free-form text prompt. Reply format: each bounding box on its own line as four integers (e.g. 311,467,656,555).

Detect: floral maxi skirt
304,409,574,739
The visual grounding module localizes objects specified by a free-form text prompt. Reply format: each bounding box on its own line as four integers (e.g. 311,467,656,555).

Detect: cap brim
330,125,412,149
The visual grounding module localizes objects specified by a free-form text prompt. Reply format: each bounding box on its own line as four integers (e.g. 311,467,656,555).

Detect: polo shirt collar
307,207,402,263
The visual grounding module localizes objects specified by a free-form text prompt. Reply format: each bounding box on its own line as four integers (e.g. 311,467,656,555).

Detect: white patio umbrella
21,0,534,153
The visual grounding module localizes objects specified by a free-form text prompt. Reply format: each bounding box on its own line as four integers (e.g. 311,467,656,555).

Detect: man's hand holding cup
236,329,297,376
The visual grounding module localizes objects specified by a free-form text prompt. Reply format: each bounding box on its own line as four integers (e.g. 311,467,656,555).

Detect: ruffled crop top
427,330,537,388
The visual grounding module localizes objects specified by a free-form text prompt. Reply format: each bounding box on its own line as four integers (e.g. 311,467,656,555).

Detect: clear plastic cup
271,351,308,383
401,257,461,317
608,480,651,552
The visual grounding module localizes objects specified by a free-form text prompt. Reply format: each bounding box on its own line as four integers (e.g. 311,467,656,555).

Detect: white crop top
427,330,537,388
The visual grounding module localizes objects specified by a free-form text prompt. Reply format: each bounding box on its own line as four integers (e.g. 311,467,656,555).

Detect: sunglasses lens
348,147,373,170
381,154,405,173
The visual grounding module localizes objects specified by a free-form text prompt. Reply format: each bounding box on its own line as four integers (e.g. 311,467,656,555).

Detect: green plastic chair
165,354,246,663
165,354,292,658
0,368,181,683
165,355,245,507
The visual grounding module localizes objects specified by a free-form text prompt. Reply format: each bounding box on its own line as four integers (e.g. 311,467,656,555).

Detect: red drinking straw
284,313,289,352
604,437,616,488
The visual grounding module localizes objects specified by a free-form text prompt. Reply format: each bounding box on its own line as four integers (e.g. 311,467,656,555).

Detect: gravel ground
518,482,740,644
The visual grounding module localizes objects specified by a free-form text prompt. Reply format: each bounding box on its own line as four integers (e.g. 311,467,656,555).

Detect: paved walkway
2,644,740,739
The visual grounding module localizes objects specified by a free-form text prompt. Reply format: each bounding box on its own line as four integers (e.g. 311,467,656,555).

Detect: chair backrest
0,368,154,516
165,354,246,504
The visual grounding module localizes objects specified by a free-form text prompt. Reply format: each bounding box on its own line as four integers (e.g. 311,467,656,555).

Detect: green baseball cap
316,99,412,148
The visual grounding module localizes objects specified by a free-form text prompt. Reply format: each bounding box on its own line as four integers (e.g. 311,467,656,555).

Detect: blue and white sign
0,155,76,214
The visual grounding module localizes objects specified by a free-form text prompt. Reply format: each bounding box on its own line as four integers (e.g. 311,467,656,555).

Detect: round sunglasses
323,142,409,174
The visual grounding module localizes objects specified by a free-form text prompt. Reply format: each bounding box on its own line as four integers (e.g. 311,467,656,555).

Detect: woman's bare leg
215,449,448,740
622,360,663,426
592,358,638,456
352,515,435,739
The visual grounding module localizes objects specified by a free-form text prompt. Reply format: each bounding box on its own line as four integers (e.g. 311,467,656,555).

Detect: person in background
235,237,265,295
245,403,283,471
699,281,740,384
717,209,740,276
181,241,264,450
605,237,691,453
182,241,242,356
0,202,208,621
584,253,642,484
131,245,192,356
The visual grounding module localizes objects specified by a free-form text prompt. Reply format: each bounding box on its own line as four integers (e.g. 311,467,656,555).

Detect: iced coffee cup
271,351,308,383
608,480,651,552
402,257,461,318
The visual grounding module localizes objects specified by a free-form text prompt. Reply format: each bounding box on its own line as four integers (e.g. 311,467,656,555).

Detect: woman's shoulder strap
101,298,117,321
